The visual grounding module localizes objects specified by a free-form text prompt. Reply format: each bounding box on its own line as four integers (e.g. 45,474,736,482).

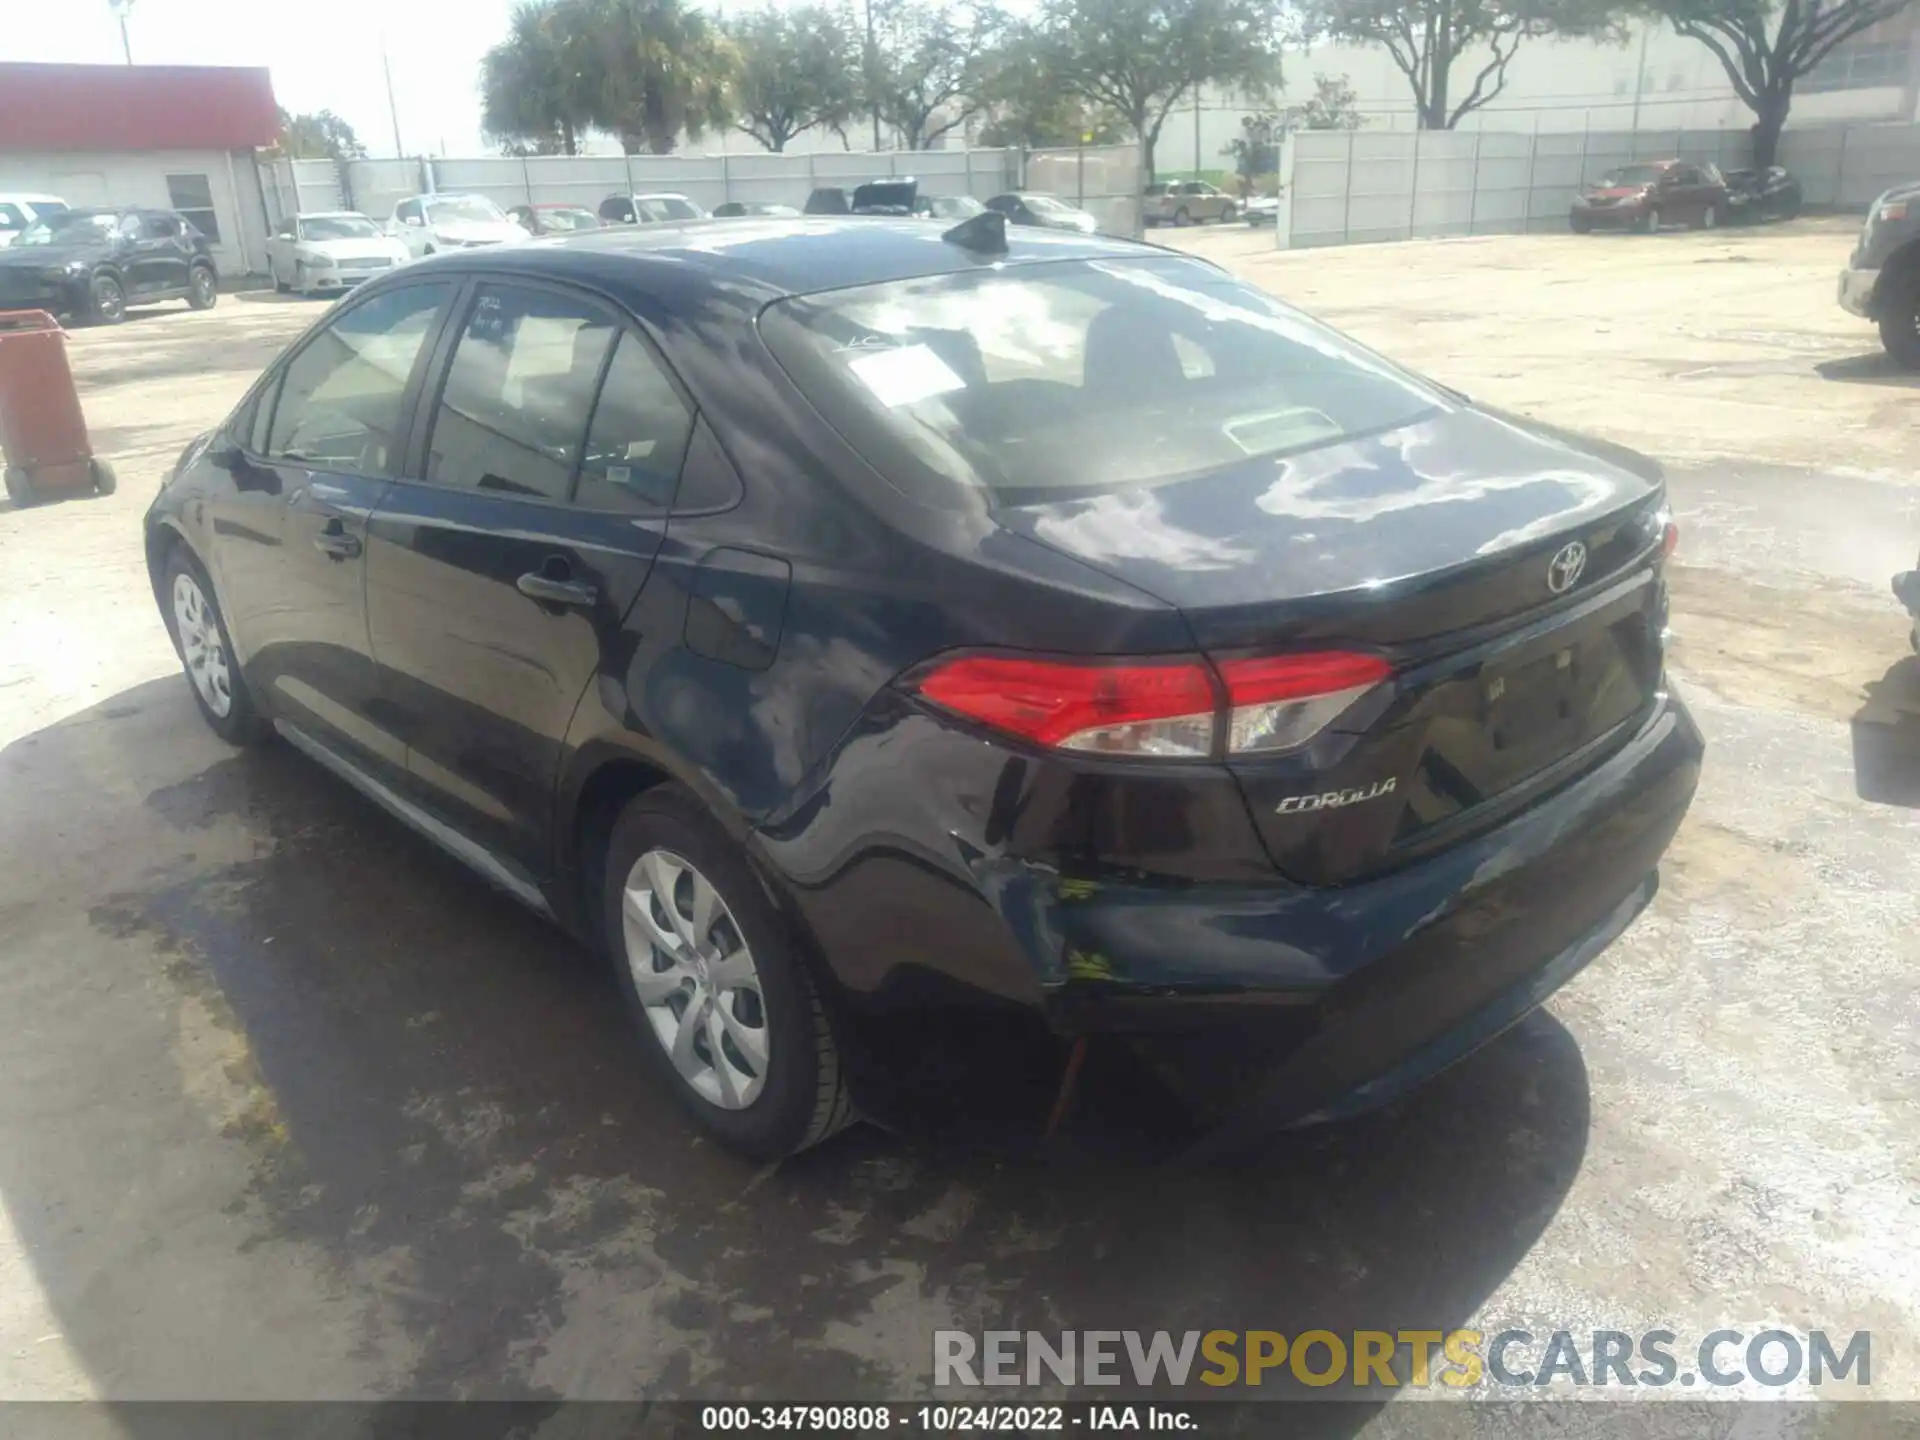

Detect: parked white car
268,212,411,296
0,194,69,248
387,194,527,258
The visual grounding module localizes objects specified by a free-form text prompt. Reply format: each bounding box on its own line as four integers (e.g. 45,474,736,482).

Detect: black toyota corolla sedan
144,216,1701,1159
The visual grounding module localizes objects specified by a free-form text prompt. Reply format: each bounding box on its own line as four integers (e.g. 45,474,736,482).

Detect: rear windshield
637,196,703,222
302,215,379,240
761,256,1444,504
1599,165,1666,186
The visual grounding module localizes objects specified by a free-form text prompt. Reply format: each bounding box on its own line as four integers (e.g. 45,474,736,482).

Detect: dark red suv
1571,160,1730,234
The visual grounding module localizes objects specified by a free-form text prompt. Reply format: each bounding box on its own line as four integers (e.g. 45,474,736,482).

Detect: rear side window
761,257,1445,504
575,333,694,512
267,283,451,473
422,284,616,501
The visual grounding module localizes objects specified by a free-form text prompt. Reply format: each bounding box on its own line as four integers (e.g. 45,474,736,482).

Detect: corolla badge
1275,778,1397,814
1547,540,1588,594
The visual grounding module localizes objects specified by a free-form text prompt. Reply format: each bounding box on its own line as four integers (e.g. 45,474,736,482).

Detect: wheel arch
554,737,846,1006
1880,239,1920,306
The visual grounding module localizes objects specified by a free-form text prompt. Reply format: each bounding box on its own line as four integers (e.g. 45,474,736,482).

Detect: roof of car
420,215,1164,304
295,211,371,219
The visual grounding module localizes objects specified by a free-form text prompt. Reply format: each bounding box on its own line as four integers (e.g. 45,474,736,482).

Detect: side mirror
207,442,242,471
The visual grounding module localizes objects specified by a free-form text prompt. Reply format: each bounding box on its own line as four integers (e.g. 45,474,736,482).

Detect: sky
8,0,529,157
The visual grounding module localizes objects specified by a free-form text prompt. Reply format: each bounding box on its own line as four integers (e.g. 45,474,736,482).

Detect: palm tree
481,1,593,155
573,0,738,154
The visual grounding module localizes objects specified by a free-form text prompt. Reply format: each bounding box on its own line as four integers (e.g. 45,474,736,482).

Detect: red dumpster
0,309,115,507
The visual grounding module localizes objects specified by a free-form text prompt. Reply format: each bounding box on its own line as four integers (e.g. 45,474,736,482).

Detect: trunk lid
996,407,1671,885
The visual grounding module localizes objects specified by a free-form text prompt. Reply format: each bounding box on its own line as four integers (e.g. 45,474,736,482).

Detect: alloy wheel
172,572,233,718
621,848,770,1110
191,268,216,306
93,276,125,322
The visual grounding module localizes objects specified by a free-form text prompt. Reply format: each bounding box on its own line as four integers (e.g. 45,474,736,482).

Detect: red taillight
1662,518,1679,558
909,650,1390,758
912,655,1217,756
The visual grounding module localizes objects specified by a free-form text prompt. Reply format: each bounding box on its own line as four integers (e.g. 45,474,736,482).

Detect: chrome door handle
516,572,597,608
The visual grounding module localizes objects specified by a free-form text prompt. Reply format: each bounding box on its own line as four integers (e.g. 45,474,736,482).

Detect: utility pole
865,0,882,150
1628,20,1652,139
109,0,134,62
381,38,406,158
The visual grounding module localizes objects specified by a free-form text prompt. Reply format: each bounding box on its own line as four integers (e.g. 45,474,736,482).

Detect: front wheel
1173,206,1192,227
88,273,126,325
1220,203,1237,223
162,548,265,744
187,265,218,310
1699,203,1719,230
90,459,117,496
4,467,34,508
1880,287,1920,370
602,786,853,1160
1639,207,1661,234
1570,215,1592,234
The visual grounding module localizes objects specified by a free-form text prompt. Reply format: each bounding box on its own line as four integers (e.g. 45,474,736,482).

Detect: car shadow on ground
0,680,1594,1423
1816,352,1918,388
1852,655,1920,808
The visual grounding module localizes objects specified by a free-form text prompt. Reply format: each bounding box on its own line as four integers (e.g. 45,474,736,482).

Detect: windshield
1598,165,1666,187
761,256,1444,503
636,196,704,222
927,195,986,219
426,196,507,226
539,206,601,230
15,212,119,247
301,215,380,240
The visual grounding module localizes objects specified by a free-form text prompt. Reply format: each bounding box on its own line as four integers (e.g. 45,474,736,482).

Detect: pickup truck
1839,181,1920,368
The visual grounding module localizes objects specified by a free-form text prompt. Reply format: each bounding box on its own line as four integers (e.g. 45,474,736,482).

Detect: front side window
165,174,220,241
538,206,602,232
0,204,26,234
762,257,1445,504
396,200,422,225
267,283,452,473
144,215,181,240
423,284,616,501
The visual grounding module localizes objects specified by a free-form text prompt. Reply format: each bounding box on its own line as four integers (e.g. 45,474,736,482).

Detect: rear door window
421,283,617,501
574,333,694,512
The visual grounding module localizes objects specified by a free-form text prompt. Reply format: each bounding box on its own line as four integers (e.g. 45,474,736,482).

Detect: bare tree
1299,0,1629,129
1649,0,1919,167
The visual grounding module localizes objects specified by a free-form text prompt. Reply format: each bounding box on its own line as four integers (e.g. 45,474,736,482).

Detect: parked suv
599,193,708,224
1146,180,1236,226
0,207,217,324
1839,181,1920,368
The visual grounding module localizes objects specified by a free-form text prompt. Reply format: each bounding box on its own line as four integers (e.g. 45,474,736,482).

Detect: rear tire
4,467,34,508
161,546,266,745
90,459,117,496
1640,207,1661,234
1220,203,1236,223
1173,206,1192,227
1880,285,1920,370
601,786,853,1160
1570,215,1592,234
1700,203,1719,230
